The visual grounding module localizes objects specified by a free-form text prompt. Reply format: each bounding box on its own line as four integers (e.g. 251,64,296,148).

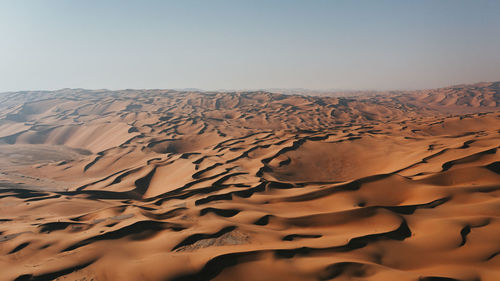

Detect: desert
0,82,499,280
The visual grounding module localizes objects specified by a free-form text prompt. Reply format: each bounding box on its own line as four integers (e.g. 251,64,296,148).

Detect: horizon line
1,80,498,95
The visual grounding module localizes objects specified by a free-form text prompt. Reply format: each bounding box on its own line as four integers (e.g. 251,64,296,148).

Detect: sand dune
1,82,500,281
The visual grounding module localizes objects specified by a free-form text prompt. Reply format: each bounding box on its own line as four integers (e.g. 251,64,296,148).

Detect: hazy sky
1,0,499,92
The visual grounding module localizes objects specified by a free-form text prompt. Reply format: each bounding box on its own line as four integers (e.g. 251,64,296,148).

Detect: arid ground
1,82,500,281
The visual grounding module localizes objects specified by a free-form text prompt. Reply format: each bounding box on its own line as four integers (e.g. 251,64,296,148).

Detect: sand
0,82,500,281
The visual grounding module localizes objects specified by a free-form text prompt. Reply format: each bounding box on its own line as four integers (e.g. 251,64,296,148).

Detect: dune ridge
1,82,500,281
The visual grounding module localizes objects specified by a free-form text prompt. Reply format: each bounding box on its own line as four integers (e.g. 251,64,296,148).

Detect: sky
0,0,499,92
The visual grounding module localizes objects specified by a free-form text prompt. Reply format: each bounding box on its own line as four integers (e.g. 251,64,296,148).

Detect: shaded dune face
0,83,500,281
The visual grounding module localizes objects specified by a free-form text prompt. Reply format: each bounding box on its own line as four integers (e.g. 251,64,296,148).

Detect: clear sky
1,0,499,92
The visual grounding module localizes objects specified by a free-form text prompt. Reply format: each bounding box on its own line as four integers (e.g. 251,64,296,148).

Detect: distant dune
1,82,500,281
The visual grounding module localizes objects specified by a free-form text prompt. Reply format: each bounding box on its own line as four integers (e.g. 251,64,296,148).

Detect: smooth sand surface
0,82,500,281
